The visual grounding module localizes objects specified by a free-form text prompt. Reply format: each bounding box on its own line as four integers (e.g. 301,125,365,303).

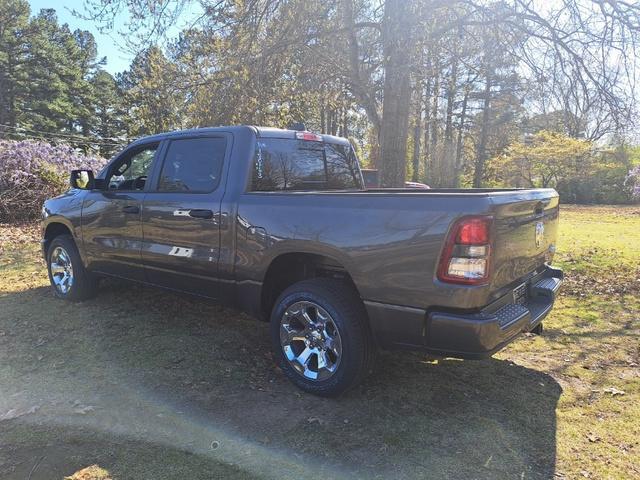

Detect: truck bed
233,187,559,311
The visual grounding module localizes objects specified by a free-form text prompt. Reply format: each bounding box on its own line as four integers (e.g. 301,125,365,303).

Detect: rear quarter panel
234,192,501,310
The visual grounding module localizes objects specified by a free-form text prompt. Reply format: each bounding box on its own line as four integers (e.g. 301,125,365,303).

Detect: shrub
557,162,638,205
0,140,107,222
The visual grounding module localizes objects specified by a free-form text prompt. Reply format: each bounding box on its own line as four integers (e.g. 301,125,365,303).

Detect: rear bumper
365,266,563,359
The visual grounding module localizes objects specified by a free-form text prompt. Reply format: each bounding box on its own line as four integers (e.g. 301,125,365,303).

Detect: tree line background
1,0,640,204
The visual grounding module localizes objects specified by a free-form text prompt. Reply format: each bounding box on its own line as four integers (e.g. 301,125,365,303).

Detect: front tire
46,235,98,301
270,278,376,396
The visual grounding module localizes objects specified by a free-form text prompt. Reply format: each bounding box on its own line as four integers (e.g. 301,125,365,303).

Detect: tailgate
490,189,559,291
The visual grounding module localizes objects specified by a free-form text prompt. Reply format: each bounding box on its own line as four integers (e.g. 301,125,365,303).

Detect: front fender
42,190,86,261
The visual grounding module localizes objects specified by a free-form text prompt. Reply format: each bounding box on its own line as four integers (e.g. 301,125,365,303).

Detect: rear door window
251,139,363,191
158,137,227,192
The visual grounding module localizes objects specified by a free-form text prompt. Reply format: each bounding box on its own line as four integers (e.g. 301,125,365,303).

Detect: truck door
140,134,229,299
81,142,160,281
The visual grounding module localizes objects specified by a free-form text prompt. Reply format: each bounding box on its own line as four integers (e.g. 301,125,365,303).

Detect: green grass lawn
0,205,638,480
553,205,640,295
500,204,640,479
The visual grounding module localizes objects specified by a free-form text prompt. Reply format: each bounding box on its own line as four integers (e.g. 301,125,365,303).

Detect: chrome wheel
50,246,74,295
280,301,343,381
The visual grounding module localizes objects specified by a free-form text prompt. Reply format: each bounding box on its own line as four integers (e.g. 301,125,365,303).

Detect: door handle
188,209,214,219
122,205,140,214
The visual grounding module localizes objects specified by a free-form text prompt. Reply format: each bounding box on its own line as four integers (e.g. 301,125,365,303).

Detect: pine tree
118,46,182,136
0,0,30,136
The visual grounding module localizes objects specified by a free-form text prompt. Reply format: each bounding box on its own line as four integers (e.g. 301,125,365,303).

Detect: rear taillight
437,216,493,285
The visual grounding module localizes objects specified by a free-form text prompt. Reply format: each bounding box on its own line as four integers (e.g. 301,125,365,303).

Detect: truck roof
128,126,351,147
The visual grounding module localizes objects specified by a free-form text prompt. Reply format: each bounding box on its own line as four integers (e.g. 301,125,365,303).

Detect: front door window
107,145,158,191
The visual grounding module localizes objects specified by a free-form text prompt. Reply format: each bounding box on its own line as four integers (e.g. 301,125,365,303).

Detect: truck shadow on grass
0,281,562,480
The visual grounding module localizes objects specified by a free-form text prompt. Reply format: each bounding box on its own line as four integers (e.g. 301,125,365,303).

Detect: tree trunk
429,71,440,186
341,0,381,154
442,55,458,187
454,86,469,187
379,0,415,187
341,102,348,137
411,79,423,182
474,68,493,188
331,110,338,136
422,57,432,183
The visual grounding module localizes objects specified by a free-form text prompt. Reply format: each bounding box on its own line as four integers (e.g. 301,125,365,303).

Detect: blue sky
28,0,201,75
30,0,133,74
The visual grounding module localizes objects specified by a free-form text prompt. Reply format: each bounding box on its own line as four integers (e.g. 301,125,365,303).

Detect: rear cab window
251,138,364,192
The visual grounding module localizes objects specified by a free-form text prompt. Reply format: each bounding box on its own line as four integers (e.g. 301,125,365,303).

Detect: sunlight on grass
501,284,639,478
556,205,640,271
65,465,112,480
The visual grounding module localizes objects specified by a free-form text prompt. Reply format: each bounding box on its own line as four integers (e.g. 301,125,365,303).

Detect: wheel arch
42,219,77,259
260,251,362,321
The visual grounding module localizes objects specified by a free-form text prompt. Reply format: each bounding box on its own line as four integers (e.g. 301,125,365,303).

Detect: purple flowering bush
0,140,107,222
626,165,640,200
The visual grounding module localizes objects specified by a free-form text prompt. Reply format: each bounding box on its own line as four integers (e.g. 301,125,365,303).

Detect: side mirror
70,169,95,190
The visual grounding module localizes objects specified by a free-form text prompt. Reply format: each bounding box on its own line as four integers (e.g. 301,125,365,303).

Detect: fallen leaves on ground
560,266,640,296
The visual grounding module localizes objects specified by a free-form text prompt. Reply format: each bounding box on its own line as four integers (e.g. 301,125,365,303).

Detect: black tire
270,278,376,396
46,234,98,301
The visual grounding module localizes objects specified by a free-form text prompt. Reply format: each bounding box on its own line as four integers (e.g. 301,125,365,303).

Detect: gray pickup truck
42,126,562,396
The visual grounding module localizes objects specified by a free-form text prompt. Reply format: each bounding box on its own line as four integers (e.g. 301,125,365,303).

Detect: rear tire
46,235,98,301
270,278,376,396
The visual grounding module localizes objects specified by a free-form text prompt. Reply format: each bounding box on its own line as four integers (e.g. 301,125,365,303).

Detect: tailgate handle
534,202,544,215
